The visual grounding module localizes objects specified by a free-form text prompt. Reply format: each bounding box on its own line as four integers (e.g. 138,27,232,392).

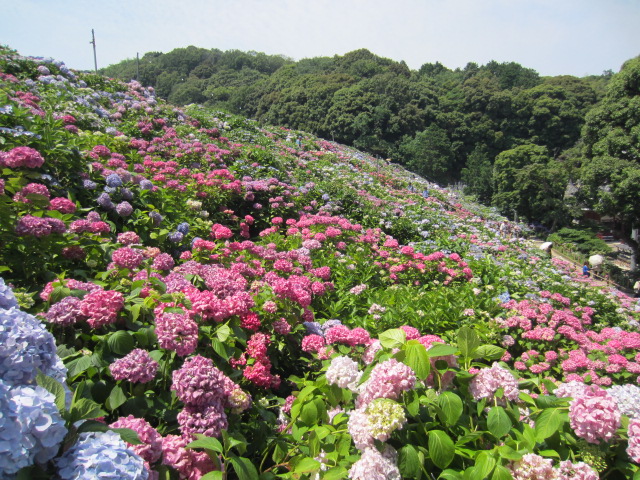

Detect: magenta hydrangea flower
15,215,61,237
44,296,86,326
171,355,232,407
49,197,76,214
152,253,174,271
109,415,162,463
177,401,228,438
469,363,519,404
109,349,159,384
569,385,620,444
155,312,199,357
80,289,124,328
162,434,217,480
111,247,144,270
2,146,45,168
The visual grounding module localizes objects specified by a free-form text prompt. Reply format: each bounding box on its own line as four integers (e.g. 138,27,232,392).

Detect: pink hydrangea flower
557,460,599,480
348,446,401,480
80,289,124,328
627,418,640,463
155,312,199,357
171,355,232,407
109,349,159,383
326,356,362,391
177,401,228,438
109,415,162,463
112,247,144,270
469,363,519,404
508,453,556,480
162,434,217,480
357,358,416,408
49,197,76,213
152,253,175,271
2,146,45,168
569,385,620,444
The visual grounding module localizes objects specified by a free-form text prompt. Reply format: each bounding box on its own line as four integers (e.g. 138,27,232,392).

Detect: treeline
102,47,639,239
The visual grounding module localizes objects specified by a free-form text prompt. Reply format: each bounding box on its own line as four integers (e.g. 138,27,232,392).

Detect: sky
1,0,639,77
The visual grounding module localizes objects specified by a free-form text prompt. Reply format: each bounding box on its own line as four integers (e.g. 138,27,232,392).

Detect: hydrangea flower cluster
110,349,159,383
112,247,145,270
56,431,149,480
568,385,621,444
80,289,125,328
348,446,401,480
162,434,216,480
357,358,416,408
469,363,519,404
627,418,640,463
109,415,163,463
508,453,557,480
608,384,640,418
326,355,362,392
155,311,199,357
43,295,86,326
1,146,45,168
365,398,406,442
0,380,68,477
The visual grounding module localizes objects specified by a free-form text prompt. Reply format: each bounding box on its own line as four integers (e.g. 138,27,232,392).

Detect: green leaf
217,324,231,342
211,338,231,360
399,444,421,478
429,430,455,469
487,406,512,438
301,399,319,426
36,372,67,412
474,452,496,479
67,355,93,378
200,472,223,480
112,427,143,445
491,465,513,480
106,385,127,411
293,457,321,473
535,408,566,441
401,340,431,380
457,326,481,358
69,398,106,423
379,328,406,349
437,391,463,426
107,330,134,355
439,469,464,480
187,435,224,453
427,343,458,357
229,455,259,480
475,345,505,361
323,467,348,480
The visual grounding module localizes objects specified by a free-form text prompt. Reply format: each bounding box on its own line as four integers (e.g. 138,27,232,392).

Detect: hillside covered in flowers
2,46,640,479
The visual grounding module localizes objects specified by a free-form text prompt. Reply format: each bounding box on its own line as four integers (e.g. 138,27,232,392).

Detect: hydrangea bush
2,45,640,478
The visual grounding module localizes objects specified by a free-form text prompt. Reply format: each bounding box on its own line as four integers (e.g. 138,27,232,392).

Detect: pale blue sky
1,0,639,77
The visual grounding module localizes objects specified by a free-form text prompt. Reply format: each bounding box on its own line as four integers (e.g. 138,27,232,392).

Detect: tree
401,124,455,185
461,145,494,203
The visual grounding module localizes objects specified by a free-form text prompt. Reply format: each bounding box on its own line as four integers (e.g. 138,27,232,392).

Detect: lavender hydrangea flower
609,384,640,418
0,380,68,477
116,201,133,217
82,179,97,190
167,231,184,243
139,179,153,190
0,277,18,310
121,188,134,201
56,431,149,480
0,307,68,386
105,173,123,188
97,192,114,210
176,222,190,235
149,211,163,226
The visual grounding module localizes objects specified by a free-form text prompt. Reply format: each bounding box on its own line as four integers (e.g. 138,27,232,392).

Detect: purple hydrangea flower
105,174,123,188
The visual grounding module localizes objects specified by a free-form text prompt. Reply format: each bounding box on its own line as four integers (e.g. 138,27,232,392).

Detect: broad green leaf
399,444,421,478
457,326,480,358
437,391,463,426
112,427,143,445
107,330,134,355
106,385,127,411
475,345,505,361
293,457,321,473
439,469,464,480
429,430,455,469
217,324,231,342
323,467,348,480
402,340,430,380
379,328,406,349
67,355,93,378
200,472,223,480
474,452,496,479
535,408,566,441
301,400,319,426
229,455,259,480
36,372,67,412
427,343,458,357
187,435,224,453
491,465,513,480
70,398,106,422
487,406,512,438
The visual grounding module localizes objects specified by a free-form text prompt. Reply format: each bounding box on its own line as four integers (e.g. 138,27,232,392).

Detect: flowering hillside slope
1,46,640,479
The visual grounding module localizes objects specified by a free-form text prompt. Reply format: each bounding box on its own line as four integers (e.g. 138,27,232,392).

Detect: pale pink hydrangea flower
568,384,620,444
508,453,556,480
627,418,640,463
469,363,519,404
357,358,416,408
348,446,401,480
557,460,599,480
347,408,375,450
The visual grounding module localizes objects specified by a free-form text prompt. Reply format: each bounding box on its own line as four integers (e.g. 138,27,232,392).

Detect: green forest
102,47,640,240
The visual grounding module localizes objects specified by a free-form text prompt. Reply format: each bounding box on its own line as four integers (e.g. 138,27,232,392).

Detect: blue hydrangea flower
303,321,323,336
139,180,153,190
0,277,18,310
0,380,68,477
496,291,511,303
609,384,640,418
0,307,68,386
105,174,123,188
322,319,343,331
149,211,163,226
167,231,184,243
56,431,148,480
176,222,190,235
97,192,114,210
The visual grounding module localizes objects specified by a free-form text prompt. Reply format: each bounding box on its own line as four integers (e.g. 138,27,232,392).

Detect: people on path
582,262,590,277
634,280,640,297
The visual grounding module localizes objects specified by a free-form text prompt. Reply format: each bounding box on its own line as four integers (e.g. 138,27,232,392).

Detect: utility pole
136,52,140,81
90,29,98,73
